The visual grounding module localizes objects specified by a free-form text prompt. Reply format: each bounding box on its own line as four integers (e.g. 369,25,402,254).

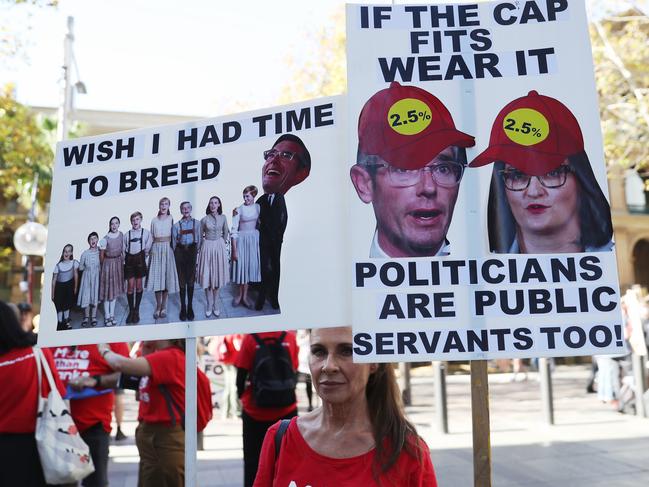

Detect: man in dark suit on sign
255,134,311,310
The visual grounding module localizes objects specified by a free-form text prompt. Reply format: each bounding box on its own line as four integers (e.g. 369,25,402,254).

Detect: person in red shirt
0,300,66,487
254,327,437,487
235,331,299,487
98,339,213,487
212,334,243,419
50,342,130,487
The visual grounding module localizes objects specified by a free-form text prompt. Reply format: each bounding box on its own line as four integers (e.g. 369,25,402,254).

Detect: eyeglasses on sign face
363,159,465,188
263,149,297,162
500,165,573,191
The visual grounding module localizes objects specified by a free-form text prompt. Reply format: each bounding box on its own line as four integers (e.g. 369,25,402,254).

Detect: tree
590,7,649,178
279,9,346,104
279,3,649,181
0,86,53,271
1,0,58,67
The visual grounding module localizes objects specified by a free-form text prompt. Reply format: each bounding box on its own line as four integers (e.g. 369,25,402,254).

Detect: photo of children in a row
52,187,276,330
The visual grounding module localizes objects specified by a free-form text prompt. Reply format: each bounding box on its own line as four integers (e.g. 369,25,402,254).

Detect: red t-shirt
254,418,437,487
213,334,244,365
235,331,299,421
0,347,66,433
50,342,130,433
138,346,213,431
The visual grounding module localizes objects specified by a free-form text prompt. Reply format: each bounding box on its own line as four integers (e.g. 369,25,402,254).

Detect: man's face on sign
350,146,463,257
262,140,308,195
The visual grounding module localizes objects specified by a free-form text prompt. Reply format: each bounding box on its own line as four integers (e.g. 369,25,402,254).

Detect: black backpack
251,332,297,407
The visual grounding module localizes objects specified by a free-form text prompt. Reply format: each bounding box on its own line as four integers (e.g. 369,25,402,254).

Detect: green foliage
0,88,52,274
279,9,346,104
0,87,53,206
279,4,649,178
590,8,649,173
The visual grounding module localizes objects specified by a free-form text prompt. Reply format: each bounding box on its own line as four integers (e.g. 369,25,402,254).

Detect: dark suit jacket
257,193,287,245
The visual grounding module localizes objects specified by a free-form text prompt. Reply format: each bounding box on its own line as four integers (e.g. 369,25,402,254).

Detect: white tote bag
34,347,95,484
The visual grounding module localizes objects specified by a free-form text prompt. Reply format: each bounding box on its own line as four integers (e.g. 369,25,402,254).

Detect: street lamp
15,16,86,305
13,221,48,305
57,16,87,141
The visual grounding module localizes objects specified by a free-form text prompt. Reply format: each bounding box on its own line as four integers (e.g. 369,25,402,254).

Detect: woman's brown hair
366,363,423,478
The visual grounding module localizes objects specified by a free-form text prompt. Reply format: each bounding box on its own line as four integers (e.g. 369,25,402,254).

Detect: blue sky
1,0,644,117
2,0,360,116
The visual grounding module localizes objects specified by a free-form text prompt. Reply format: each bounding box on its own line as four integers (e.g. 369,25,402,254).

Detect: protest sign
39,96,347,347
346,0,625,361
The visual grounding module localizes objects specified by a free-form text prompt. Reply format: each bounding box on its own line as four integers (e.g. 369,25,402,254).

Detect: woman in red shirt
254,326,437,487
0,300,66,487
98,339,212,487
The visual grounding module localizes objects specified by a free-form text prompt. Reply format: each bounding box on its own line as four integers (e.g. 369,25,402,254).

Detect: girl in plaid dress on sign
147,197,179,319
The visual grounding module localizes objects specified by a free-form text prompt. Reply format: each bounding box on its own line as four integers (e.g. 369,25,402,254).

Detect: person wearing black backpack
235,331,299,487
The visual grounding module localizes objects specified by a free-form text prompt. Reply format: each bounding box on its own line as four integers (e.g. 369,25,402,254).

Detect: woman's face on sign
209,197,221,214
110,218,120,233
505,162,580,242
159,198,170,214
243,192,254,206
62,245,73,261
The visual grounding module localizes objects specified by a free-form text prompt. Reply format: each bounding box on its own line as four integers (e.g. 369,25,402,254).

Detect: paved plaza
107,364,649,486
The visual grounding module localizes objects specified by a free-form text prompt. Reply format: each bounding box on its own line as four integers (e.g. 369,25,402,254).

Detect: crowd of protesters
1,303,439,486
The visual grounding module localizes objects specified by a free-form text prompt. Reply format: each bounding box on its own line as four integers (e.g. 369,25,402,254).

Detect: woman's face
243,191,254,206
159,198,170,214
504,163,580,241
209,197,221,214
109,218,120,233
62,245,73,260
309,327,375,405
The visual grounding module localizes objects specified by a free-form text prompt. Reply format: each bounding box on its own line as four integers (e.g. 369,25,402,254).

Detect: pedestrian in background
0,300,66,487
236,331,299,487
213,334,243,419
296,329,314,411
98,339,213,487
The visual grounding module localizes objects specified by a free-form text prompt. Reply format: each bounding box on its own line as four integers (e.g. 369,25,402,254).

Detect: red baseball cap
469,90,584,176
357,82,475,170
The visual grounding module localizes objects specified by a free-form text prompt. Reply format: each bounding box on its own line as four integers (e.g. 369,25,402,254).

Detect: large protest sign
346,1,625,361
39,96,347,347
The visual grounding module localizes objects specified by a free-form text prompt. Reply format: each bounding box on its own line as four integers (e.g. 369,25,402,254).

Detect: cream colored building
609,166,649,291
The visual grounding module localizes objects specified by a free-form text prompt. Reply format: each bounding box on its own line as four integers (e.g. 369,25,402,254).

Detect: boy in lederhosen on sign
123,211,152,323
172,201,201,321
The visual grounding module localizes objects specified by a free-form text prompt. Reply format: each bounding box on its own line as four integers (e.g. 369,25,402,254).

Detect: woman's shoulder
390,434,435,484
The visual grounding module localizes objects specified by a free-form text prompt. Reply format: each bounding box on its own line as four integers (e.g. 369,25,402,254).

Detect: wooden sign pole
471,360,492,487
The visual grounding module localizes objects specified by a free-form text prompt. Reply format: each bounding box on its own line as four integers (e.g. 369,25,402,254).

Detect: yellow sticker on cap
502,108,549,146
387,98,432,136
